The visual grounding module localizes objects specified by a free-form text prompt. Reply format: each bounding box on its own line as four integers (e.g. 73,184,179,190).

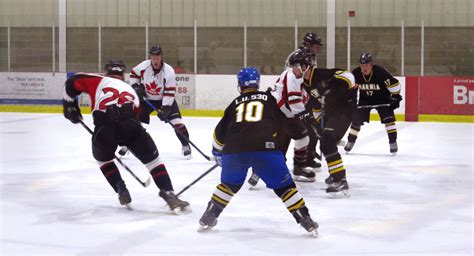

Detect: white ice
1,112,473,256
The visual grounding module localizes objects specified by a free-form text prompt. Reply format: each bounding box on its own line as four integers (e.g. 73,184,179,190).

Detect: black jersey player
298,49,357,198
344,53,403,154
198,67,318,237
301,32,324,171
63,59,190,213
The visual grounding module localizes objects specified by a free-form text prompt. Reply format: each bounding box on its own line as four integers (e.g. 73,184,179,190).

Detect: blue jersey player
197,67,318,237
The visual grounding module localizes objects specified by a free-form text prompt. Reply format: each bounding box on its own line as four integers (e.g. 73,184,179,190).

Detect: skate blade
248,185,259,191
124,204,133,210
172,205,192,215
304,166,321,173
293,176,316,182
309,230,319,238
391,152,397,156
183,154,193,160
197,225,214,232
327,190,351,199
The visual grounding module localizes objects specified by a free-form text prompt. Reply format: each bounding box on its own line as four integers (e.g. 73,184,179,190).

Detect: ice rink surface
1,112,473,256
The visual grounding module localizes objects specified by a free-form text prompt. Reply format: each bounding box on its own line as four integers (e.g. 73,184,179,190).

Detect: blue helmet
237,67,260,91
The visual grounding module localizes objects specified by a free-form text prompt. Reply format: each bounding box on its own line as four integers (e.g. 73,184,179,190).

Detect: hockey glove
158,105,172,122
63,99,82,124
131,83,145,100
389,94,403,109
295,110,314,127
212,148,223,167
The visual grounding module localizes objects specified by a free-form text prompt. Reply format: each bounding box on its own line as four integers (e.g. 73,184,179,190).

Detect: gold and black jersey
303,67,355,114
352,65,400,105
213,90,283,154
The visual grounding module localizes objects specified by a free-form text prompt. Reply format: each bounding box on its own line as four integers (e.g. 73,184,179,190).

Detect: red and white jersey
63,73,140,113
129,60,176,106
270,69,307,118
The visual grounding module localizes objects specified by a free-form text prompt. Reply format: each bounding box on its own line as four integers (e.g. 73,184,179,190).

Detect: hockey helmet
104,59,125,76
288,48,312,67
302,32,323,47
359,52,373,64
237,67,260,92
149,45,163,56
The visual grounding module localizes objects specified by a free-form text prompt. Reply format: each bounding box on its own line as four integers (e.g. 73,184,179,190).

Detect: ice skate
325,175,334,185
292,208,319,238
159,191,191,214
118,146,129,157
247,171,260,189
304,159,321,173
344,141,355,153
390,142,398,155
117,182,132,210
182,145,192,160
198,202,219,232
293,165,316,182
326,178,350,198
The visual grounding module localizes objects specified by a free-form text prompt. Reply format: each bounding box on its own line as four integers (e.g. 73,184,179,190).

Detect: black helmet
302,32,323,47
104,59,125,76
149,45,162,56
288,48,312,67
359,52,373,64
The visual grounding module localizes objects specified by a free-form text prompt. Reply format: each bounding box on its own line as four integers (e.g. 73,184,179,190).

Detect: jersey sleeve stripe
335,76,352,89
387,81,401,94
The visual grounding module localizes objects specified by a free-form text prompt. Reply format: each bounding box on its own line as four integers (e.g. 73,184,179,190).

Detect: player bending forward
198,67,318,237
62,59,190,213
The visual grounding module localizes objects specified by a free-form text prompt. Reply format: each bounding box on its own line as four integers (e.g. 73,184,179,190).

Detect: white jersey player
118,45,193,159
62,59,190,212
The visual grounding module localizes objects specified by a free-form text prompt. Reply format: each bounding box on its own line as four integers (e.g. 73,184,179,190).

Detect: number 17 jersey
213,90,283,154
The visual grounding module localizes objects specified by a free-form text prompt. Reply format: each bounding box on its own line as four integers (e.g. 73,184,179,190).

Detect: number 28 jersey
212,90,283,154
63,73,140,113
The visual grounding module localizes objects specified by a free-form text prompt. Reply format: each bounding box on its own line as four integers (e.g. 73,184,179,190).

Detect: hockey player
62,59,190,213
343,53,402,154
198,67,318,237
272,49,316,181
119,45,192,159
301,33,324,172
299,49,357,198
248,49,315,186
302,32,323,66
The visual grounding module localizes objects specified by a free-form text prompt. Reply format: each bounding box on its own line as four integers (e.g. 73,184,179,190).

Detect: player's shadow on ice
49,205,171,224
345,152,397,157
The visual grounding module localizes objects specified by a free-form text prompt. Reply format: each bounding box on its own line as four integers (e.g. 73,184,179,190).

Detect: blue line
0,99,62,105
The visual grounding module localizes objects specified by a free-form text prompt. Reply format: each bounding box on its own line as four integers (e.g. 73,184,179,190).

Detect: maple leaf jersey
212,90,283,154
352,65,400,105
63,73,140,113
129,60,176,106
270,69,308,118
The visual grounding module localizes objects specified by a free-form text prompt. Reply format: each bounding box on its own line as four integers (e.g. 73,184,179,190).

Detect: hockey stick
176,163,219,196
143,98,214,161
357,103,391,109
79,120,152,187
